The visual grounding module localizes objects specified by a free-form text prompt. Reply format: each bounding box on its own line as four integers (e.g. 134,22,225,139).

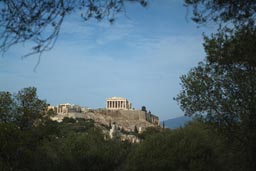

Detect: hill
162,116,192,129
52,109,159,132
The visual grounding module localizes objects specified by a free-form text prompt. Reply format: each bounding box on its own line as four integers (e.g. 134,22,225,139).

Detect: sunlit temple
106,97,132,110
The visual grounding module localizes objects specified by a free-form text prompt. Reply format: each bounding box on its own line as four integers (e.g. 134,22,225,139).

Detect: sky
0,1,212,120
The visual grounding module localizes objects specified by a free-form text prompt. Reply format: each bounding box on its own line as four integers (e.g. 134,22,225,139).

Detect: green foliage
0,87,49,129
125,121,221,171
184,0,256,26
15,87,48,129
2,86,255,170
0,123,22,170
137,126,161,140
61,117,95,133
0,91,16,123
176,26,256,170
178,1,256,170
0,118,133,171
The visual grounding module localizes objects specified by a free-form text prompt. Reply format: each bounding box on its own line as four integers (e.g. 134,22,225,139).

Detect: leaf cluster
184,0,256,26
0,87,48,129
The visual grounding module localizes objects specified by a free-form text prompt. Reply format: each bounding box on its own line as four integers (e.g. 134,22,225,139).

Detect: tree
15,87,48,129
125,122,221,171
176,0,256,170
141,106,147,112
0,123,22,171
0,91,16,123
176,25,256,171
134,125,138,134
0,87,48,128
137,126,161,140
184,0,256,26
0,0,147,57
176,1,256,170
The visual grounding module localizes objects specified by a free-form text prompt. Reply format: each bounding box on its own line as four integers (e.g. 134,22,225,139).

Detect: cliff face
53,109,159,132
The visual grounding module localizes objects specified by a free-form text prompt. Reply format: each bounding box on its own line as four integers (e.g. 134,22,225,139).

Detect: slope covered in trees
0,87,254,170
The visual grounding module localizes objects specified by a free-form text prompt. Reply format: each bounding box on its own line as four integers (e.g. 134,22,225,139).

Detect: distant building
106,97,132,110
57,103,81,114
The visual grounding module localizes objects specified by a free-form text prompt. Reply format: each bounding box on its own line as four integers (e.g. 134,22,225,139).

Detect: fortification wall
104,110,147,121
104,110,159,125
146,113,160,125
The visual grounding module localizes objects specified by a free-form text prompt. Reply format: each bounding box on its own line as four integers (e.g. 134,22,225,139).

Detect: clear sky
0,1,212,120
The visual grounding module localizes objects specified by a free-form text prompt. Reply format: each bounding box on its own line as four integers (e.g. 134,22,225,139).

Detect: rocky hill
162,116,192,129
52,109,159,133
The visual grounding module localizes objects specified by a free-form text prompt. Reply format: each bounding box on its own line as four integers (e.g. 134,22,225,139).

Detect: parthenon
106,97,132,110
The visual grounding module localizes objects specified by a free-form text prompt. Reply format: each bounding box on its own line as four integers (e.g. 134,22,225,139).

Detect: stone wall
104,110,159,125
145,113,160,125
103,110,142,120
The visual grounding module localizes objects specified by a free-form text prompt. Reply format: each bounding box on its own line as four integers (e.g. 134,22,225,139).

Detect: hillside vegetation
0,87,253,171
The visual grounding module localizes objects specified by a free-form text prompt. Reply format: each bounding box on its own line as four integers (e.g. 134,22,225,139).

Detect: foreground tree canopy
0,87,48,129
177,0,256,170
0,0,147,57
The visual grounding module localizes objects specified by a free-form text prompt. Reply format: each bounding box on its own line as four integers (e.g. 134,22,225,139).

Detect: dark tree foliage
137,126,161,140
177,1,256,170
0,91,16,123
176,24,256,118
184,0,256,26
176,25,256,171
141,105,147,112
125,122,221,171
0,116,132,171
0,0,147,57
0,123,22,170
178,1,256,170
0,87,48,128
15,87,48,129
0,91,253,171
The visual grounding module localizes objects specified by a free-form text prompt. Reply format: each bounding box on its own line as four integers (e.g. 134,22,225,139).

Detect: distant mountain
161,116,192,129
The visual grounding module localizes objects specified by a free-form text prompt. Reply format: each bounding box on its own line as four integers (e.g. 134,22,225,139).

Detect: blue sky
0,1,212,120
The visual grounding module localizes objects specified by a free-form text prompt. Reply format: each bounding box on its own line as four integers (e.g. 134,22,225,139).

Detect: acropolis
48,97,160,132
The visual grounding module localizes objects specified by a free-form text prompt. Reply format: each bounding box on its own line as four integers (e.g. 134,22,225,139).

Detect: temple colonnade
106,97,132,110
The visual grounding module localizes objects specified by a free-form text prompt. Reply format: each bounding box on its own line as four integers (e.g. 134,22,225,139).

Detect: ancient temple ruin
106,97,132,110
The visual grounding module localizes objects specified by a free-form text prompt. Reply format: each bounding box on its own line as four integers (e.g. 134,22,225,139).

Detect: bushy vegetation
0,87,255,171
